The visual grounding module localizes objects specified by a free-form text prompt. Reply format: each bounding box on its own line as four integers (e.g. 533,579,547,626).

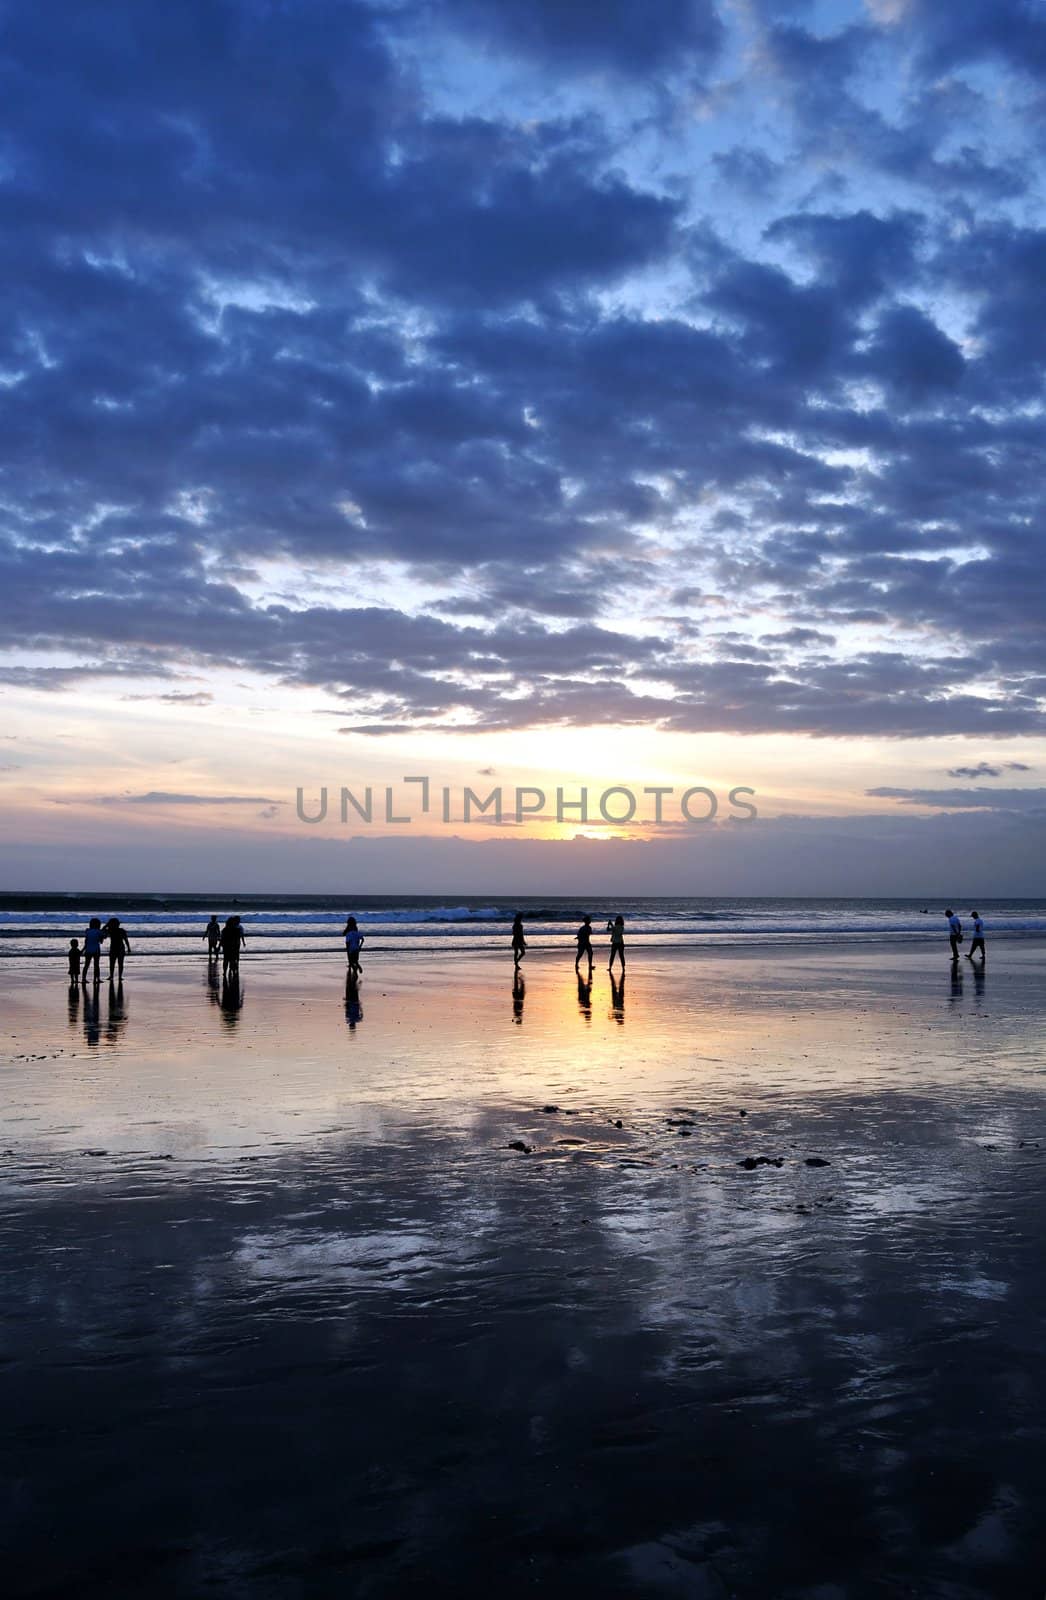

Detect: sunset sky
2,0,1045,893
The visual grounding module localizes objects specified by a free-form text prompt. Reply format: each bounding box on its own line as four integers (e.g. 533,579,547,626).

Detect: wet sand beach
2,944,1046,1597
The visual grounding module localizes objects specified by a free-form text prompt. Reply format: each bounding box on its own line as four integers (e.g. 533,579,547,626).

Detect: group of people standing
202,915,247,976
68,917,130,985
511,913,627,972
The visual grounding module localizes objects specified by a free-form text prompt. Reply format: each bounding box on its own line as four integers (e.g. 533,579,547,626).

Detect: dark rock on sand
540,1105,559,1114
738,1155,783,1170
804,1157,831,1167
667,1118,696,1127
507,1141,533,1154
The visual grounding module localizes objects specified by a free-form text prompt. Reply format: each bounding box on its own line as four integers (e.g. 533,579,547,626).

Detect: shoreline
4,930,1045,962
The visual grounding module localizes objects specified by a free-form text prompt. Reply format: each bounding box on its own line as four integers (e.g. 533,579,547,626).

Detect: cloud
121,691,215,706
868,786,1046,811
946,761,1033,779
100,792,281,806
423,0,724,77
0,0,1043,748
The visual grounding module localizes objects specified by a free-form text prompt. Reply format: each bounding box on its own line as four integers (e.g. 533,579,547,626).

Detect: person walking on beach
82,918,103,985
221,915,246,978
203,915,221,958
103,918,131,981
575,915,593,972
967,911,986,963
511,913,526,968
945,908,963,963
67,939,81,983
343,915,364,975
607,913,626,972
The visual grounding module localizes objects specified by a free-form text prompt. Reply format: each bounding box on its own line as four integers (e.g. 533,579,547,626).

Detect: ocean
1,894,1043,959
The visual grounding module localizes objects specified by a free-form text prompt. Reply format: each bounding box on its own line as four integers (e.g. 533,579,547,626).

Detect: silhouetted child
511,913,526,967
606,914,626,972
68,939,81,982
203,915,221,957
343,915,364,974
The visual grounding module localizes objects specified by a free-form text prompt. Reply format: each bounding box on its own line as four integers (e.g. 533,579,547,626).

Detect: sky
1,0,1045,894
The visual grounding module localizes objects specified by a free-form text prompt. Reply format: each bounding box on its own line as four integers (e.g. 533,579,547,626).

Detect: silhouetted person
607,914,626,972
577,971,592,1023
103,917,131,980
202,915,221,957
945,908,962,963
344,972,363,1031
221,915,246,978
67,939,81,982
82,918,102,985
343,915,364,975
967,911,986,963
609,971,625,1024
511,913,526,968
512,970,525,1024
575,915,593,972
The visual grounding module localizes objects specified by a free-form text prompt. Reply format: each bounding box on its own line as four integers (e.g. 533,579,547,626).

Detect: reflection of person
609,971,625,1024
82,918,103,985
577,971,592,1023
606,914,626,972
106,980,126,1045
945,909,963,963
203,915,222,957
512,970,525,1024
344,973,363,1031
220,973,243,1026
83,983,101,1046
511,914,526,968
966,911,986,963
67,939,81,982
343,915,364,975
575,916,593,972
103,918,131,980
